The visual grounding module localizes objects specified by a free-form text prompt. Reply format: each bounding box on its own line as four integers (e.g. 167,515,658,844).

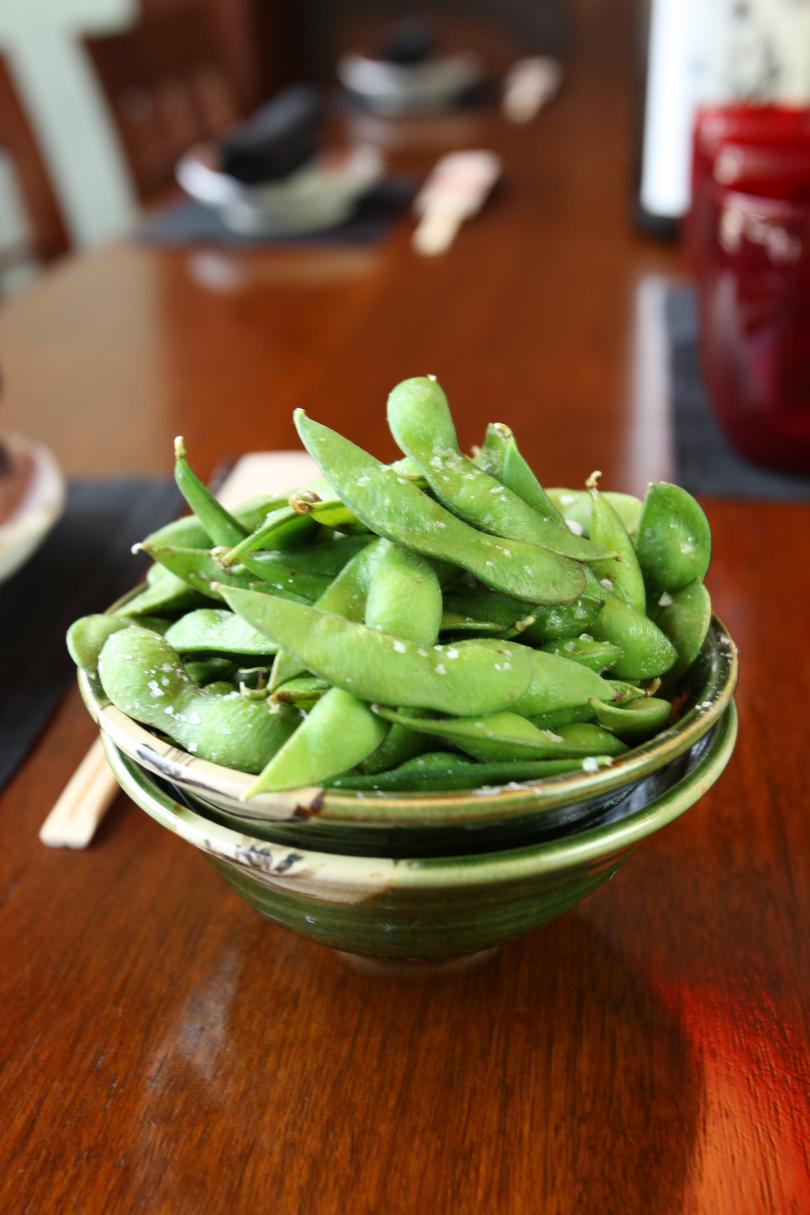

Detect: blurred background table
1,2,808,1212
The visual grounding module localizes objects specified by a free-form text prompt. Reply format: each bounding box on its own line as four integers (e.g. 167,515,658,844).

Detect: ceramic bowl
338,52,483,115
0,435,64,584
176,144,383,235
102,701,738,962
80,614,738,856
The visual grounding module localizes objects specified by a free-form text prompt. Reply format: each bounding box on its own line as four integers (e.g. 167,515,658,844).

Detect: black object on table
0,478,181,790
220,86,325,185
140,177,417,248
665,285,810,502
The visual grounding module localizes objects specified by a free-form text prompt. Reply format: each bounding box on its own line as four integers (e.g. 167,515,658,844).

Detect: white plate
0,435,64,584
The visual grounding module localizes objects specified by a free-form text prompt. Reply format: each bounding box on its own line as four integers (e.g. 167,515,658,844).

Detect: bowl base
337,947,498,977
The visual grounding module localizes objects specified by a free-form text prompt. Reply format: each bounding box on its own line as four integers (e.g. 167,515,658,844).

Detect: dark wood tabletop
2,4,808,1213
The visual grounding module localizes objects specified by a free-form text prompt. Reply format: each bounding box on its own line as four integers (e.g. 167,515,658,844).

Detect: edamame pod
68,614,131,674
373,706,628,762
98,627,297,772
589,696,672,739
589,489,646,613
442,588,530,631
328,752,603,792
217,586,534,715
146,495,309,552
143,544,331,604
174,436,248,547
246,534,370,579
117,562,206,618
358,721,437,774
591,595,678,680
652,580,712,680
635,483,711,592
387,378,609,561
528,704,596,729
519,592,604,643
510,648,621,716
165,609,278,656
271,675,330,706
184,656,237,686
294,410,587,605
476,422,561,522
245,687,388,795
269,537,387,690
439,613,506,635
547,488,643,538
540,636,623,673
364,542,443,643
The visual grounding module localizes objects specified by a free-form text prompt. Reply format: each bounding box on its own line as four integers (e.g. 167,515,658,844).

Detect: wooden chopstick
39,737,116,848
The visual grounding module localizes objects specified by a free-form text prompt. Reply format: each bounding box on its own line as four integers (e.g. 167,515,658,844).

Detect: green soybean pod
591,595,678,681
439,613,506,635
253,541,448,790
589,696,672,739
519,591,605,643
510,647,620,716
475,422,562,523
269,537,387,690
442,588,529,631
217,585,534,716
183,656,238,686
67,614,131,674
547,488,643,539
372,706,628,762
540,636,623,673
98,627,297,773
364,541,443,642
220,503,322,567
528,704,596,729
244,687,388,796
328,752,597,792
143,544,330,604
387,377,608,561
271,675,331,706
360,543,445,773
294,410,586,606
144,494,289,552
589,490,647,614
117,562,207,618
358,721,437,774
652,580,713,680
635,482,711,592
67,613,171,675
173,436,248,547
165,609,278,657
242,534,370,583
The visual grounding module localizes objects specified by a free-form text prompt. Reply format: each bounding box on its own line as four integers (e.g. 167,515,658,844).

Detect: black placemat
666,285,810,501
0,478,182,790
139,177,417,247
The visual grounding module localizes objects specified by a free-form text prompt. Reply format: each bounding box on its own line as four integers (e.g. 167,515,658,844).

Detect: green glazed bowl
102,702,737,962
81,612,738,857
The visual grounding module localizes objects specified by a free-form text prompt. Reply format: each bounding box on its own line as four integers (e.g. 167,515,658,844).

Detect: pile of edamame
68,376,713,796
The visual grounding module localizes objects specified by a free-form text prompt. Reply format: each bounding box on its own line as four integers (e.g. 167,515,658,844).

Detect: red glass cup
686,104,810,267
697,185,810,472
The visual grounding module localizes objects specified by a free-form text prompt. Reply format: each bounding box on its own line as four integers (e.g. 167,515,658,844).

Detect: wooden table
2,6,808,1212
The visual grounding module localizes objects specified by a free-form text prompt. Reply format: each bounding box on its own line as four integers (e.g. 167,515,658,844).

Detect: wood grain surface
1,3,808,1212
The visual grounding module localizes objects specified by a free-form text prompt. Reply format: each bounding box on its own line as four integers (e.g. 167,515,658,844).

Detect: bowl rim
82,607,738,825
103,701,737,893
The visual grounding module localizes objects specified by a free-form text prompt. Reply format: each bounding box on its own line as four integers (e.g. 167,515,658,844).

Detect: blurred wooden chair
84,3,245,202
0,56,69,290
